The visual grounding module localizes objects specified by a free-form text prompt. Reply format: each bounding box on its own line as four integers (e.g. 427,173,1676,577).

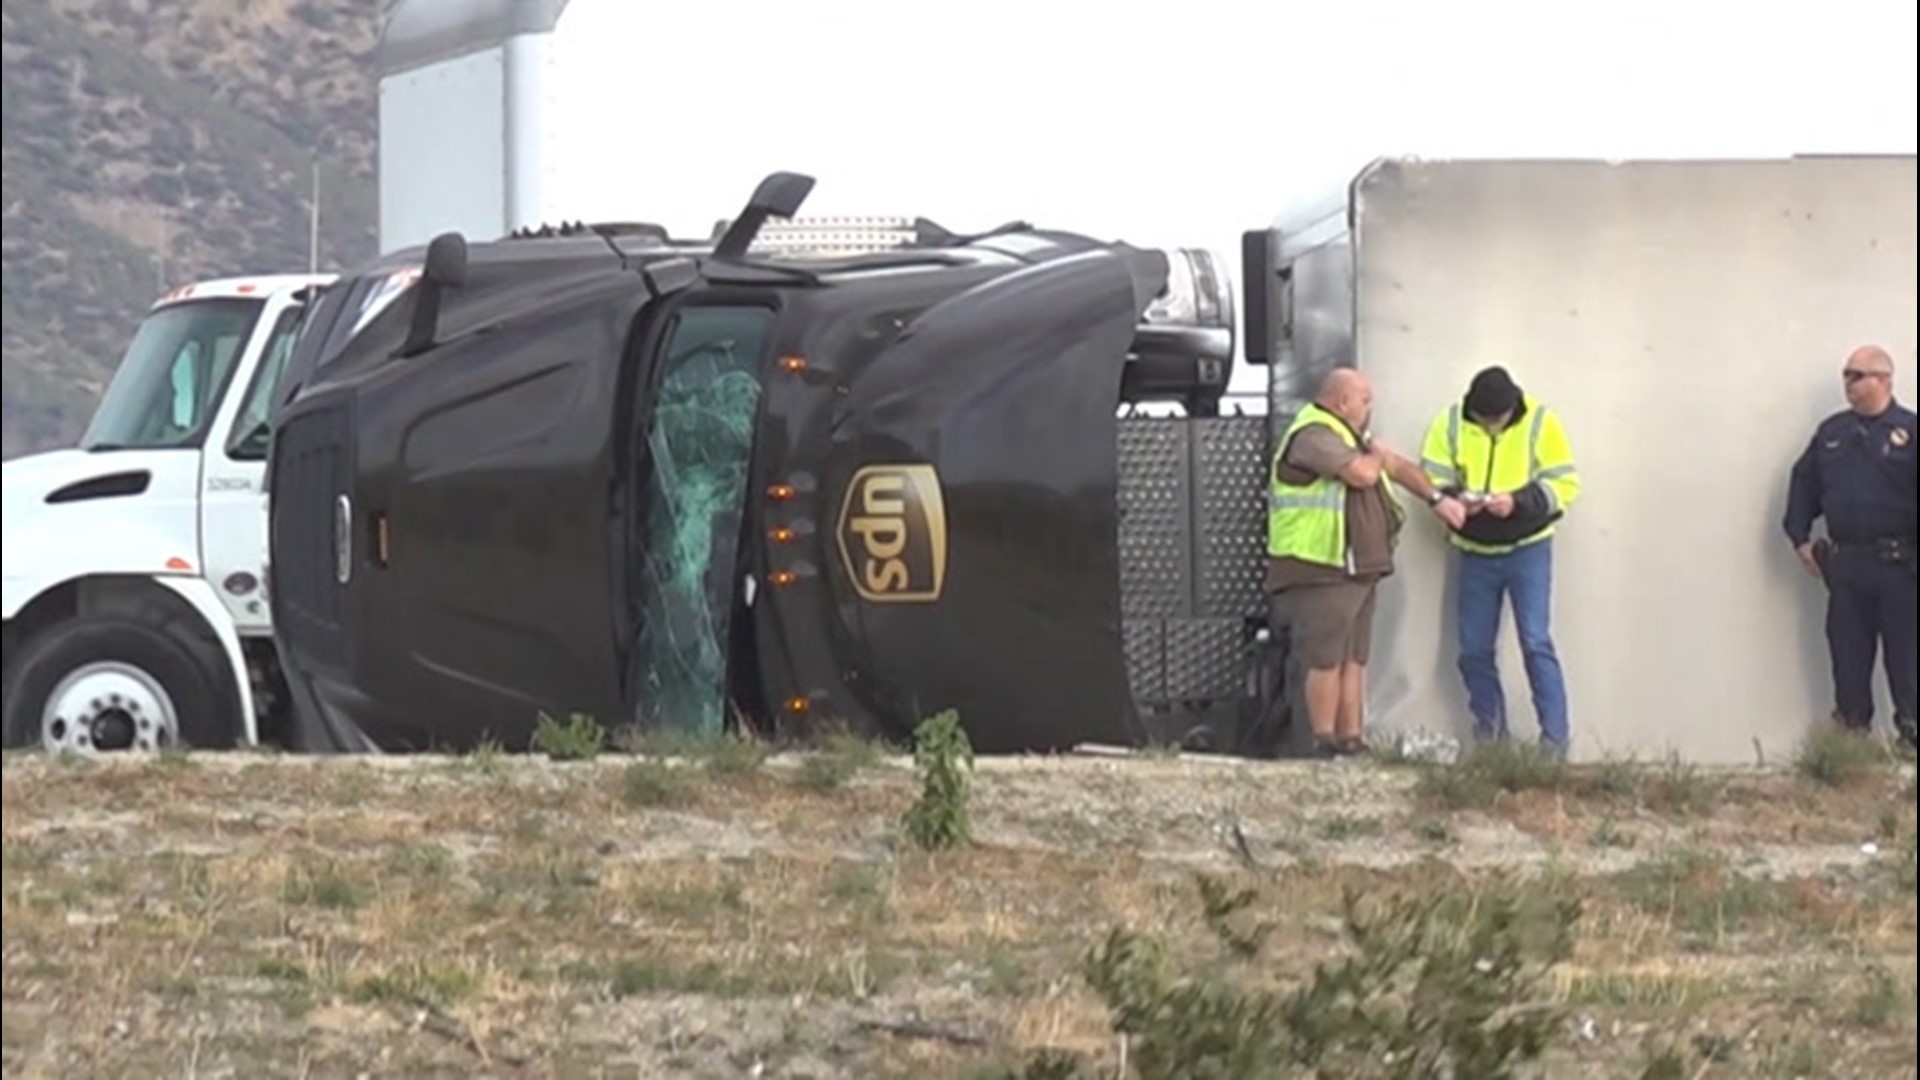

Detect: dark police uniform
1783,400,1918,745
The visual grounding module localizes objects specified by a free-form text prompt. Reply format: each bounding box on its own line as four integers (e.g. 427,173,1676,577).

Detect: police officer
1783,344,1918,749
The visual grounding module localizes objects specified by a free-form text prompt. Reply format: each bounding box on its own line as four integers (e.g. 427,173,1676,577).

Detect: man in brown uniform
1267,369,1467,756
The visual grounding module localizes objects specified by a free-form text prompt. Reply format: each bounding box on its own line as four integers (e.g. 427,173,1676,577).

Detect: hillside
0,0,382,459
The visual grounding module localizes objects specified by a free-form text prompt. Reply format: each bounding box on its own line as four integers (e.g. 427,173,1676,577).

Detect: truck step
1116,415,1269,707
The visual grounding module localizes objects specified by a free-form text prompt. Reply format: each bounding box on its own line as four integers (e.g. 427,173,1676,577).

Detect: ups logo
835,464,948,603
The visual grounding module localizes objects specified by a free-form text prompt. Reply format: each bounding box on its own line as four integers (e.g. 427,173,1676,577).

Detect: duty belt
1830,535,1916,563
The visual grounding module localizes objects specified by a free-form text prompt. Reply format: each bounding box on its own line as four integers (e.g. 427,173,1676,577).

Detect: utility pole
155,213,169,293
308,160,321,273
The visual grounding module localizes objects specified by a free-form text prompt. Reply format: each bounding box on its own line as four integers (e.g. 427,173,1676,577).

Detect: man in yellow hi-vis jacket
1420,366,1582,757
1269,369,1469,757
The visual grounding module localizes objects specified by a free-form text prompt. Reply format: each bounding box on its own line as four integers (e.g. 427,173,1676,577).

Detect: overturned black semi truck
265,172,1304,756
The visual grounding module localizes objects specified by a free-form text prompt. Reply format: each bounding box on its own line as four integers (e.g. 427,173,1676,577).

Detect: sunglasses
1843,369,1889,383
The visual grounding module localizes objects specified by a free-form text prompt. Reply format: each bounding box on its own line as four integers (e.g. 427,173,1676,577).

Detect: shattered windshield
631,306,774,739
81,297,264,451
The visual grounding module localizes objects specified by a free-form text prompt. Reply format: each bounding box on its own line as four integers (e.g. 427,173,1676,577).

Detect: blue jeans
1456,539,1569,752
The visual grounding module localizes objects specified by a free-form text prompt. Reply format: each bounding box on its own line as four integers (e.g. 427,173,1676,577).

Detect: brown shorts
1272,579,1378,670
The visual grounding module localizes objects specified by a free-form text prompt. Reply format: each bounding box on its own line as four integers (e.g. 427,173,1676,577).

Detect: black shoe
1472,723,1511,745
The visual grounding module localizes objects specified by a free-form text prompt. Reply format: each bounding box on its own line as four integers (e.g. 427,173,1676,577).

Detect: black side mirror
424,231,469,286
400,231,468,356
1240,229,1272,366
712,172,817,259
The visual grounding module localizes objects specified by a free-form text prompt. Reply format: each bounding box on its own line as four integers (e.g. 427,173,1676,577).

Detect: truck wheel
1,611,235,754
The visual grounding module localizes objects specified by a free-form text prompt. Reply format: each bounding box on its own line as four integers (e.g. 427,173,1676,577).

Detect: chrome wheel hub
41,662,180,754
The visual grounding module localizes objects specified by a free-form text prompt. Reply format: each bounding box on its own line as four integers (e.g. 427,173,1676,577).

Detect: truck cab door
201,300,305,635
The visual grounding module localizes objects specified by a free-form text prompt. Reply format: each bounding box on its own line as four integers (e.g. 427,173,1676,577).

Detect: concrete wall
1356,156,1918,764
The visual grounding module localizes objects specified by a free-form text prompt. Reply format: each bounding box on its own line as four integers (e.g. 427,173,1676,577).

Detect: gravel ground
3,745,1915,1078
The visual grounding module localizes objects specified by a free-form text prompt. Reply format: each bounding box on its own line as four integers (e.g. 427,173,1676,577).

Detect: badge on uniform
1893,427,1911,448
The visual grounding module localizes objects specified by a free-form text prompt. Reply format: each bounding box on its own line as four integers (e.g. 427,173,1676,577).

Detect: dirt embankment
3,745,1915,1078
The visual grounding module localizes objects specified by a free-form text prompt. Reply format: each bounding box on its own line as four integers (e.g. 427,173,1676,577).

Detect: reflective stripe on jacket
1420,392,1580,554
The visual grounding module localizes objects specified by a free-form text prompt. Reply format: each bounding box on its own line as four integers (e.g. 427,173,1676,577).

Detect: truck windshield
632,306,774,739
80,297,265,451
225,306,309,460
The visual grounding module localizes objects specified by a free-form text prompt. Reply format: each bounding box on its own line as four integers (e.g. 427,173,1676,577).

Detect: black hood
808,246,1168,752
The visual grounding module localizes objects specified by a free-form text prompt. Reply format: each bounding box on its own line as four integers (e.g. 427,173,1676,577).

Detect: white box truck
0,273,416,753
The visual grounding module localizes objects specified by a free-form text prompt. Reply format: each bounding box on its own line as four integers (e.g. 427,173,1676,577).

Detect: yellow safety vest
1418,392,1581,554
1267,403,1403,571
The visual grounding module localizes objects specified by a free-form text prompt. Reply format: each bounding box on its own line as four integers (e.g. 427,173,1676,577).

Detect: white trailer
1250,155,1917,764
2,276,334,752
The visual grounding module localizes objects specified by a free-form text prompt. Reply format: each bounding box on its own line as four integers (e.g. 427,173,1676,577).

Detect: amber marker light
783,696,811,715
770,526,796,544
779,355,808,374
770,570,798,587
767,483,795,501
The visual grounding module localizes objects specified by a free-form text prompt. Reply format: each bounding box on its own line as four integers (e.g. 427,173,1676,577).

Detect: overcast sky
547,0,1914,240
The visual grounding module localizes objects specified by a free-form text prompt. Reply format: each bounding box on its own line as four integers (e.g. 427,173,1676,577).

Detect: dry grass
2,747,1915,1078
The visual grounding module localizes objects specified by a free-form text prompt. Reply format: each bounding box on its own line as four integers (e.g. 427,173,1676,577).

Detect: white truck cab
2,274,335,754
